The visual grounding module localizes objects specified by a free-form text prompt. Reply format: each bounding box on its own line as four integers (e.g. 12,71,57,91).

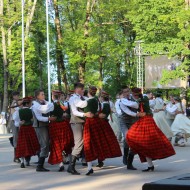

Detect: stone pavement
1,134,190,190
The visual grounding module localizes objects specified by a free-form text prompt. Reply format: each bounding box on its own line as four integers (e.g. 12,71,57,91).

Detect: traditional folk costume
67,88,88,175
169,98,190,147
166,101,176,127
15,97,40,168
48,90,74,171
10,98,21,163
119,89,139,170
127,94,176,171
108,101,121,141
83,88,121,175
153,96,173,139
32,98,54,172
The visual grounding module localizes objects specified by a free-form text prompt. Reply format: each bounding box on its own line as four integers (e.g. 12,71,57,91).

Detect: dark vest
120,97,138,124
50,102,64,122
32,100,49,128
84,98,98,115
101,103,111,120
19,108,33,126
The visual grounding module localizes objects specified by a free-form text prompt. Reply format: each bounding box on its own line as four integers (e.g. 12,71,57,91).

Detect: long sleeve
149,99,156,109
115,99,122,116
32,101,54,122
32,101,54,114
120,98,139,109
69,95,86,117
166,104,177,115
12,110,20,127
119,102,137,117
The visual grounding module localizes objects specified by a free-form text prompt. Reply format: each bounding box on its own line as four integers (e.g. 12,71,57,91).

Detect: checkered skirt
126,115,176,163
84,118,122,162
16,125,40,158
48,121,74,165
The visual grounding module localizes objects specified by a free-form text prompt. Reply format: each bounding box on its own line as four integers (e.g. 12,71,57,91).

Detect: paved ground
0,134,190,190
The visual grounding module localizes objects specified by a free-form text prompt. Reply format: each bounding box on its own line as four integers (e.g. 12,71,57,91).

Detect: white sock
146,157,153,167
59,162,64,167
21,157,24,164
87,162,92,171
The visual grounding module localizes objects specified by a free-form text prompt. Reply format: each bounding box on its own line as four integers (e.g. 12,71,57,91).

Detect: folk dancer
119,87,141,170
127,89,175,172
32,89,56,172
48,90,74,171
169,97,190,147
67,82,93,175
10,91,21,163
152,91,173,140
83,87,122,175
15,97,40,168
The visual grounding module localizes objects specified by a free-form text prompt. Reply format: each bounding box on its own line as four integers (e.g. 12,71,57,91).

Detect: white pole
46,0,51,102
22,0,25,98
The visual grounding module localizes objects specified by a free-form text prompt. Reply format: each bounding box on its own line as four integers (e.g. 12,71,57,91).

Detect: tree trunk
25,0,38,41
79,0,96,84
1,0,8,113
1,27,9,113
53,0,68,91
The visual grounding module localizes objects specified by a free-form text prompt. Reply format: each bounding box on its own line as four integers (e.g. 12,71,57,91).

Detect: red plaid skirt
16,125,40,158
84,118,122,162
126,115,175,163
48,121,74,165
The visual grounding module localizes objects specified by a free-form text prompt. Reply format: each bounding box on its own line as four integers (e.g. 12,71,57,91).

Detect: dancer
166,95,176,126
48,90,74,171
83,88,121,175
32,89,56,172
119,87,141,170
169,97,189,147
96,91,122,168
153,91,173,140
15,97,40,168
127,89,176,171
67,82,93,175
10,91,21,163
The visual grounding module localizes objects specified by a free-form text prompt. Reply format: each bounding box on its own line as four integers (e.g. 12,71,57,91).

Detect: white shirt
149,99,156,110
119,98,139,117
166,102,186,115
115,99,122,116
32,100,54,122
69,94,87,117
12,107,20,127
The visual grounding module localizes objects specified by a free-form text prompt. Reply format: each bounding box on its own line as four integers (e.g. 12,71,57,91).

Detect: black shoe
67,165,80,175
63,161,70,165
142,166,154,172
86,169,94,176
9,137,14,147
67,155,80,175
14,158,21,163
58,166,65,172
20,163,25,168
36,166,50,172
82,162,87,166
96,161,104,168
127,165,137,170
123,147,129,165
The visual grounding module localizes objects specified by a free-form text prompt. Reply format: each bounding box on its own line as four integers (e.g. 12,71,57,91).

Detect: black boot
25,156,31,166
123,147,129,165
13,148,21,163
96,160,104,168
127,153,137,170
67,155,80,175
36,157,49,172
9,137,14,147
